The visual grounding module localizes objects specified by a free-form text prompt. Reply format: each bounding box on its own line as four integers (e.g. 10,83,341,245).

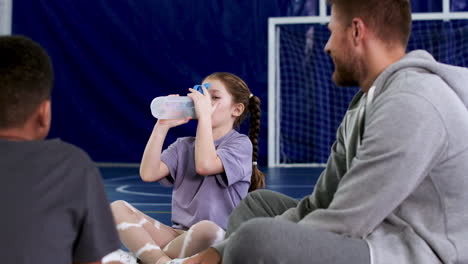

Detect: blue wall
13,0,291,163
12,0,468,164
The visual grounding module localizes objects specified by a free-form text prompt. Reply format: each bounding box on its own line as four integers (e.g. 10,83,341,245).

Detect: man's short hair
328,0,412,47
0,35,53,129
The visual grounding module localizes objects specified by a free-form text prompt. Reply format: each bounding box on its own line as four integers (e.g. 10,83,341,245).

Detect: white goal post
268,0,468,168
0,0,12,35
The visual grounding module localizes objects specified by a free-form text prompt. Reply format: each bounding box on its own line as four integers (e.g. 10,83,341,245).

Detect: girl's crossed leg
107,200,225,264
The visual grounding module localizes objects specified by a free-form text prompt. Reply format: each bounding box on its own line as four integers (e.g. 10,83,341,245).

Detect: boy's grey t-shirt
0,139,120,263
160,129,252,230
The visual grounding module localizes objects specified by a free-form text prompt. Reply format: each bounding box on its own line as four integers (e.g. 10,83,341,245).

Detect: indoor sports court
2,0,468,263
3,0,466,220
101,166,323,226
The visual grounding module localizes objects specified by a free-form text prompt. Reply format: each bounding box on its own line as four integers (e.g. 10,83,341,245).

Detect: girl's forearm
140,126,169,182
194,117,218,175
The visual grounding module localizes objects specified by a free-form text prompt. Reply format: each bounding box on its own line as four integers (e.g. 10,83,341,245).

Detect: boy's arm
73,165,121,263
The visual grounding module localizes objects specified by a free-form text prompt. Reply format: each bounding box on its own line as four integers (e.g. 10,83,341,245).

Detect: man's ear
232,103,245,117
36,99,51,139
351,18,366,46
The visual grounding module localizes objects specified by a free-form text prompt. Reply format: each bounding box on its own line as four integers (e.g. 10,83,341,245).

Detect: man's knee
225,218,277,262
245,189,276,202
231,189,276,214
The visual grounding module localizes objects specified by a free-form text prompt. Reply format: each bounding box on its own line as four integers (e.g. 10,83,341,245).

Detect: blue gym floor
101,167,323,226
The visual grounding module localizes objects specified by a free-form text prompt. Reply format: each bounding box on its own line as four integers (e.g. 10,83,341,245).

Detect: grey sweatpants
219,190,371,264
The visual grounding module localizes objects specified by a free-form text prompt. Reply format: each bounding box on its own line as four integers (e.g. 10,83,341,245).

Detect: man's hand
183,248,221,264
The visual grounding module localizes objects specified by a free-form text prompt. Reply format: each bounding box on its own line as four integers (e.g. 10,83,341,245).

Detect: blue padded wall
11,0,466,164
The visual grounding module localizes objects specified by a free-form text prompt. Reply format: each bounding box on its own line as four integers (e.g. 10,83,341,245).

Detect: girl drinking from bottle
109,72,265,264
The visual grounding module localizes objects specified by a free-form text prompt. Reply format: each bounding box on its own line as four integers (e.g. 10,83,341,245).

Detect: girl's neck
212,125,233,141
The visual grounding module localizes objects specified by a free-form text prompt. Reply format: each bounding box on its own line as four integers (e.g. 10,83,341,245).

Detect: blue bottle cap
193,83,211,94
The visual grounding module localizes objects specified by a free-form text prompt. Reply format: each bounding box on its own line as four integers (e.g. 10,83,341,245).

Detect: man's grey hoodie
217,50,468,264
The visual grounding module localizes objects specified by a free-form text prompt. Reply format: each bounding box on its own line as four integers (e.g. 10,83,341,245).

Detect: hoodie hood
372,50,468,109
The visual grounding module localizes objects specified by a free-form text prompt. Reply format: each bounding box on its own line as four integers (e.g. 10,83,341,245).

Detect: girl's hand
156,117,191,130
154,94,191,130
182,248,221,264
187,86,219,121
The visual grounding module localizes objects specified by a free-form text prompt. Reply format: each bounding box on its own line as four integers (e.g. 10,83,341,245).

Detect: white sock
102,249,138,264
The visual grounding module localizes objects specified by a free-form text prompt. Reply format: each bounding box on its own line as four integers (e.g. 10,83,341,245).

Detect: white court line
105,177,313,189
131,203,172,206
104,175,140,182
109,175,313,197
266,185,314,188
116,185,172,197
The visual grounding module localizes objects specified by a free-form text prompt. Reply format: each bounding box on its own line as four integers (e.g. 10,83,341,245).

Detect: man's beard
331,50,361,87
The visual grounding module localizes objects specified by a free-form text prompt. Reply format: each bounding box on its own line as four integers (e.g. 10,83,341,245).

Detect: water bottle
150,96,196,119
150,83,210,119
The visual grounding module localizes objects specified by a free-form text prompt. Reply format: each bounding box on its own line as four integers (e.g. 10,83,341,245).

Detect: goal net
269,18,468,167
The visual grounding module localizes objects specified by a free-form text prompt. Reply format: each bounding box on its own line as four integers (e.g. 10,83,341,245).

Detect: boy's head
0,35,53,139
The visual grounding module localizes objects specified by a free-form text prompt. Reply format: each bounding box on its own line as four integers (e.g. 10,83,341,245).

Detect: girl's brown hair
203,72,265,192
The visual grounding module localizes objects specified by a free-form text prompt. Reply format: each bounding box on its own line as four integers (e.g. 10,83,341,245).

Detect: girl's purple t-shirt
160,129,252,230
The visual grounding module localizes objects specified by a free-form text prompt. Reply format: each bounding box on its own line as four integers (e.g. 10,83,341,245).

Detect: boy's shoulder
40,138,95,167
